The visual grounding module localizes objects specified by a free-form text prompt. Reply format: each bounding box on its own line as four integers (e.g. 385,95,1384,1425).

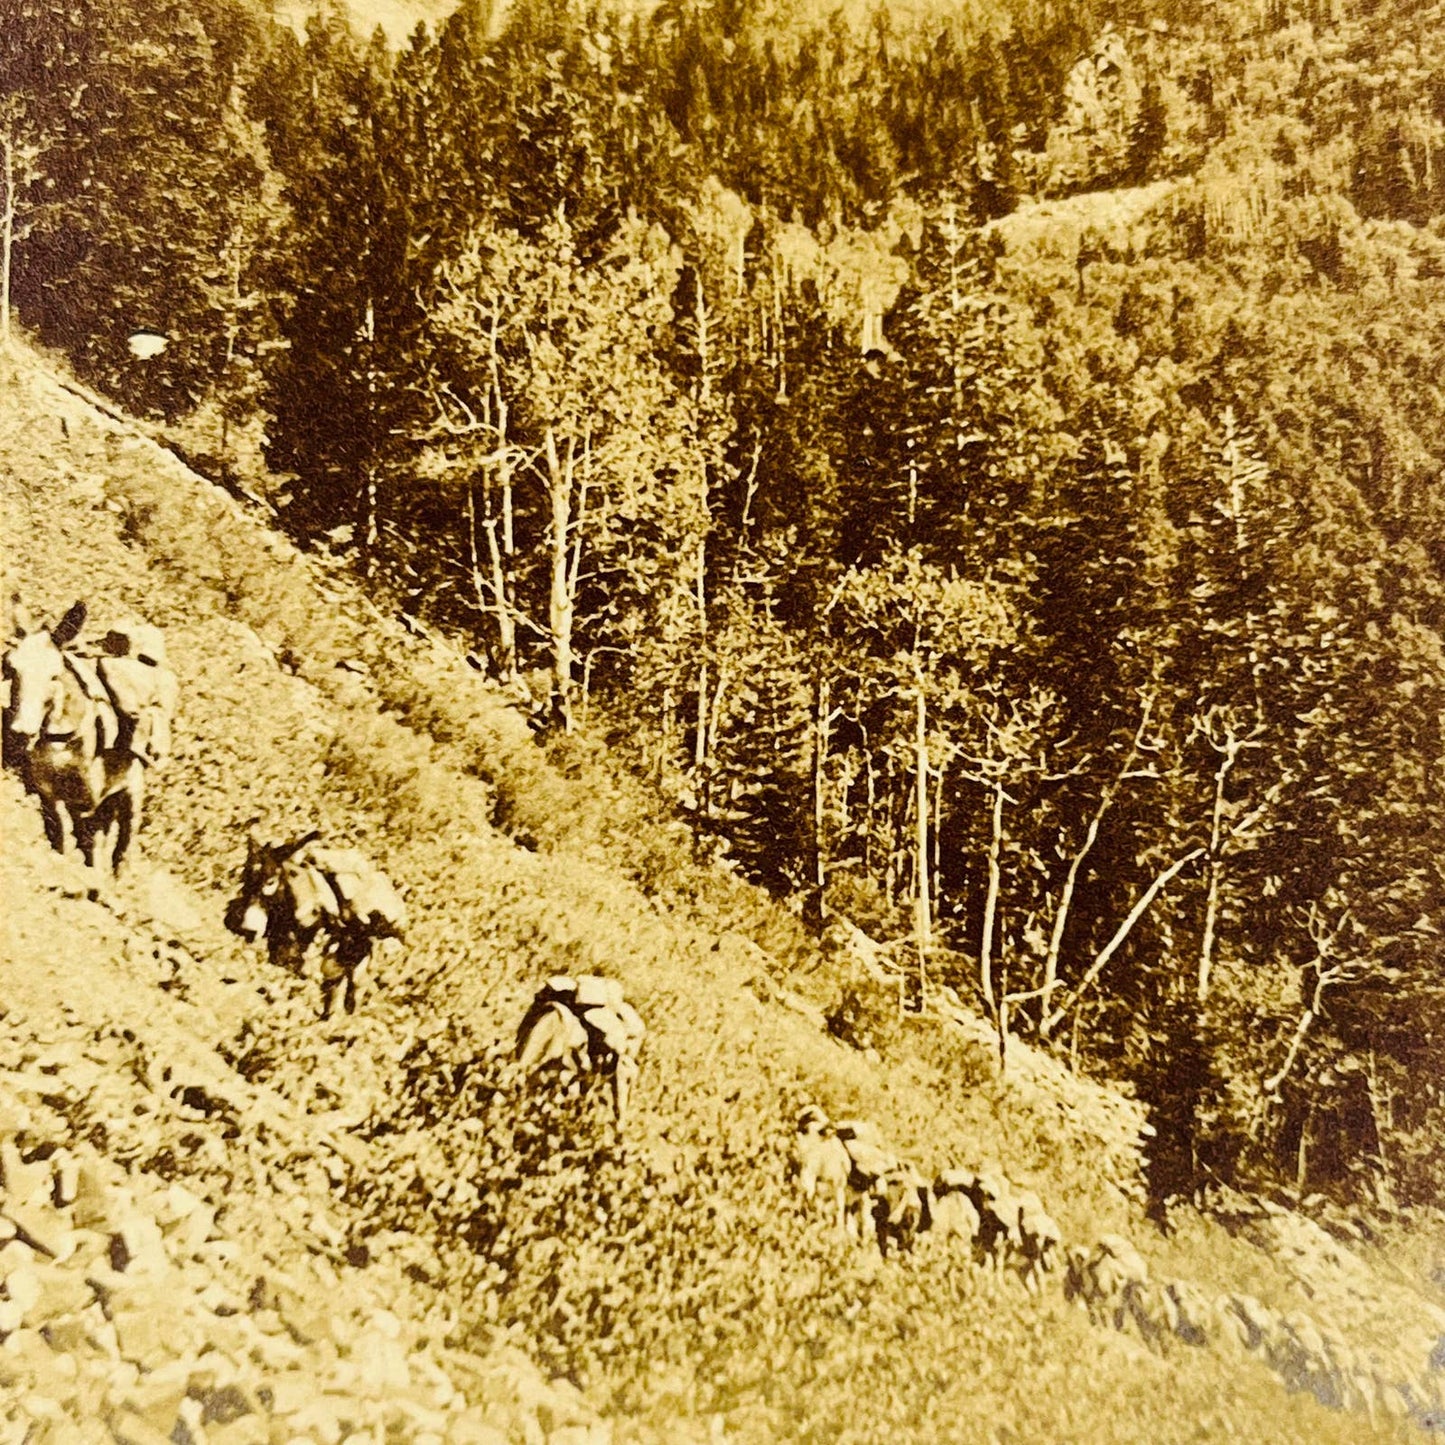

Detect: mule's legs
319,942,350,1020
42,797,77,857
328,933,371,1017
110,772,138,873
86,814,115,874
89,791,132,877
319,956,342,1019
612,1052,638,1127
345,943,371,1015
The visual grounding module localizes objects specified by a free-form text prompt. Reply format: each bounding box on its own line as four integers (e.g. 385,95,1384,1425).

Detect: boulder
195,1380,259,1426
138,869,204,936
1,1140,52,1203
119,1369,191,1435
50,1155,80,1209
259,1371,315,1418
109,1296,200,1371
108,1217,168,1277
39,1313,88,1354
4,1327,79,1405
279,1395,347,1445
108,1406,175,1445
0,1239,39,1277
13,1261,94,1322
548,1427,612,1445
6,1262,43,1317
1224,1293,1274,1353
206,1414,270,1445
444,1410,509,1445
272,1287,331,1348
6,1202,75,1262
70,1166,117,1232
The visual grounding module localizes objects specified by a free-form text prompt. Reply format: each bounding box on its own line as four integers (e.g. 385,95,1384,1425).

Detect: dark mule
226,832,406,1018
3,600,144,875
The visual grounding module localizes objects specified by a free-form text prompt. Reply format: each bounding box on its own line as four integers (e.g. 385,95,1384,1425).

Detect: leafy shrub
824,979,903,1059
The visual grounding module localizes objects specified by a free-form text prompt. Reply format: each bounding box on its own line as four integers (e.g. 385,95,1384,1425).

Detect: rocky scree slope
0,796,610,1445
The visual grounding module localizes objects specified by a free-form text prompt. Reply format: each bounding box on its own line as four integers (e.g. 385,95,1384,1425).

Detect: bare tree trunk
706,666,729,770
466,479,485,617
979,778,1005,1014
1197,859,1223,1003
482,499,516,675
998,956,1010,1073
1263,906,1350,1098
218,225,244,488
692,282,713,797
863,740,876,881
485,335,518,678
879,755,892,895
469,479,517,677
1220,410,1266,728
1198,737,1240,1001
914,686,932,998
695,273,712,403
545,426,576,731
1,132,14,350
360,295,379,573
1365,1049,1397,1211
658,686,673,780
1042,801,1105,1016
1264,1004,1316,1099
932,755,944,902
813,671,831,918
773,261,788,401
694,540,710,811
1043,698,1155,1018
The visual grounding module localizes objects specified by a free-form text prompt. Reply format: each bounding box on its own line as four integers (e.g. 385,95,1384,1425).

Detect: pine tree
264,19,422,573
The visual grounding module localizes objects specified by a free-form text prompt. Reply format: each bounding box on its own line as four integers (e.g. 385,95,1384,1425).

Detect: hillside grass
0,344,1428,1442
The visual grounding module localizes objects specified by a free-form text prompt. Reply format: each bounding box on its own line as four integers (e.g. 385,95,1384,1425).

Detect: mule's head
225,833,287,943
796,1104,830,1137
3,600,86,745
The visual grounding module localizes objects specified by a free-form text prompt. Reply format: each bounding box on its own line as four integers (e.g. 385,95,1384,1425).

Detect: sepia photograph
2,0,1444,1439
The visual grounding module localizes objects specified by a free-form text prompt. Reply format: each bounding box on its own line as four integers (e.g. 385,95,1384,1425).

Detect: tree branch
1042,846,1204,1036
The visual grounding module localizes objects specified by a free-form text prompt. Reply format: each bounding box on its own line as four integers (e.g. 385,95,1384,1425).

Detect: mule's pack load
536,973,646,1060
97,621,178,766
515,974,646,1126
228,830,407,1018
285,841,408,939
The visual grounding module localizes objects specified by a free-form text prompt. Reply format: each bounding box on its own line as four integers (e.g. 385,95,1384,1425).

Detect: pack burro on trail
3,597,178,875
226,831,408,1020
515,974,646,1129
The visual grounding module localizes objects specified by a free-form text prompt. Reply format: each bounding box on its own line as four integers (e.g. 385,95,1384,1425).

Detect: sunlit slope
0,343,1429,1443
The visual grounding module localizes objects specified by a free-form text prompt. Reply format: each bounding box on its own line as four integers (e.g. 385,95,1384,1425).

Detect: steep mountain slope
2,342,1440,1442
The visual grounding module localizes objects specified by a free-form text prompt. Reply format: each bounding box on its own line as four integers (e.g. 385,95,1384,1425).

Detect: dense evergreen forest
5,0,1445,1217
